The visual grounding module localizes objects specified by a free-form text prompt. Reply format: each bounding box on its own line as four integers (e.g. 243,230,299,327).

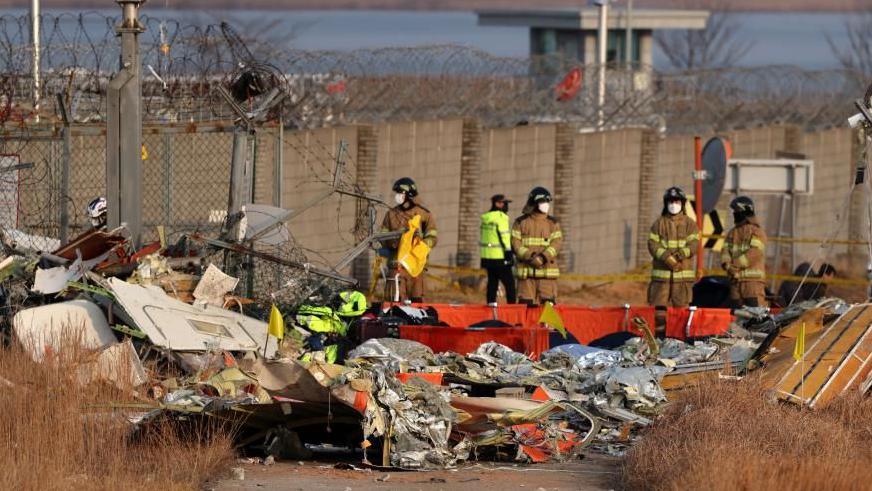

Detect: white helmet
87,197,107,227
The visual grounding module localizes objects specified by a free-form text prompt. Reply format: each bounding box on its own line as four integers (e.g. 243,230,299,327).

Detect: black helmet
527,186,552,204
663,186,687,205
729,196,755,216
490,194,511,205
392,177,418,197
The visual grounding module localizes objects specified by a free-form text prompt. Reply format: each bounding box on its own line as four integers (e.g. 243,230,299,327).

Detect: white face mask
667,202,683,215
394,193,406,205
537,202,550,214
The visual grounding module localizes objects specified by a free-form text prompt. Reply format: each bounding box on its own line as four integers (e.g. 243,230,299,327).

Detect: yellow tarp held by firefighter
397,214,430,278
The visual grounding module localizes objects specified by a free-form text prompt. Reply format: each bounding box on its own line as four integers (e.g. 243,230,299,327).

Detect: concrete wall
374,119,464,266
796,127,854,261
574,129,644,274
268,121,858,280
7,119,860,286
479,124,557,213
278,126,359,268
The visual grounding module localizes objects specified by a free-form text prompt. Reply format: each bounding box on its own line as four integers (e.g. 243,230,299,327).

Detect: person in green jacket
480,194,517,304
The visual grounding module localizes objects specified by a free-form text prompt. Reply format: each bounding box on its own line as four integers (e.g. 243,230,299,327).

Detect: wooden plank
774,304,872,407
812,325,872,407
759,309,826,387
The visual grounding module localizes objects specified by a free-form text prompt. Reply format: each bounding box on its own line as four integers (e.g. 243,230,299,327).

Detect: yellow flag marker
268,304,285,340
793,322,805,361
539,302,567,338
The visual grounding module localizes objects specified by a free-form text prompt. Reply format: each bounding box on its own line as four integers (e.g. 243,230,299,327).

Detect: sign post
694,136,704,279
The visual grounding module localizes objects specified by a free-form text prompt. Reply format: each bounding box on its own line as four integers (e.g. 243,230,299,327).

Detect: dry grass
0,341,236,490
623,375,872,491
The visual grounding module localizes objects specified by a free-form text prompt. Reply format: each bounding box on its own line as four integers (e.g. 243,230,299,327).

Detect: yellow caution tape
425,264,869,287
702,234,871,246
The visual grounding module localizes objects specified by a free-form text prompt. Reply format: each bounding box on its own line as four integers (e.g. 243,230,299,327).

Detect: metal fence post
245,132,258,297
274,117,283,208
57,93,70,244
163,132,173,228
60,123,70,244
106,0,144,248
227,129,252,225
224,128,254,294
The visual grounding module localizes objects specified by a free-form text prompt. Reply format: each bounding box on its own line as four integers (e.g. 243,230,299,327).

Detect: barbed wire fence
0,12,867,309
0,13,865,132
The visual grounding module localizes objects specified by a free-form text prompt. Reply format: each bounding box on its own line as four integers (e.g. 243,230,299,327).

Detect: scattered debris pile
0,221,869,473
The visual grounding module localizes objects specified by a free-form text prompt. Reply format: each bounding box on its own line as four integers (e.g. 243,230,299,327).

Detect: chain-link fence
0,132,63,252
0,125,227,245
0,119,373,309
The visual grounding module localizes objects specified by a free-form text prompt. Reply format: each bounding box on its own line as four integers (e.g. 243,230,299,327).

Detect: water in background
0,8,862,69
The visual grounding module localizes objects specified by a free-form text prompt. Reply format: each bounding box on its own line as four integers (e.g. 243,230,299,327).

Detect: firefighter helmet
392,177,418,197
663,186,687,205
729,196,755,216
527,186,552,204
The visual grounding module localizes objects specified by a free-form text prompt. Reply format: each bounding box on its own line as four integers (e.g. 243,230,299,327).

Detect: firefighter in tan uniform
721,196,767,308
512,187,562,305
380,177,438,303
647,187,700,337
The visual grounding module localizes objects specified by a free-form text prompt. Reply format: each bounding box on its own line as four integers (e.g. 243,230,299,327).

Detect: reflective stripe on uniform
737,255,750,267
512,230,522,239
681,247,691,258
739,269,765,280
516,266,560,279
480,240,505,260
531,268,560,279
725,239,763,255
549,230,563,240
655,247,667,259
651,269,696,280
544,246,557,258
518,246,530,258
522,237,550,246
652,233,689,250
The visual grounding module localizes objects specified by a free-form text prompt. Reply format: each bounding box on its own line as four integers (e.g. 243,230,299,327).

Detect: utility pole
625,0,633,69
595,0,609,128
30,0,40,122
107,1,145,247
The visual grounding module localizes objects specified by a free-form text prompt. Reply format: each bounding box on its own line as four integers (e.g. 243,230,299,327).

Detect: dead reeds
0,339,235,490
623,374,872,490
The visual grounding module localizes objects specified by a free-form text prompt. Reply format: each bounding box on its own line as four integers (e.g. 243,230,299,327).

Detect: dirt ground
423,271,869,306
211,453,621,491
424,273,649,306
